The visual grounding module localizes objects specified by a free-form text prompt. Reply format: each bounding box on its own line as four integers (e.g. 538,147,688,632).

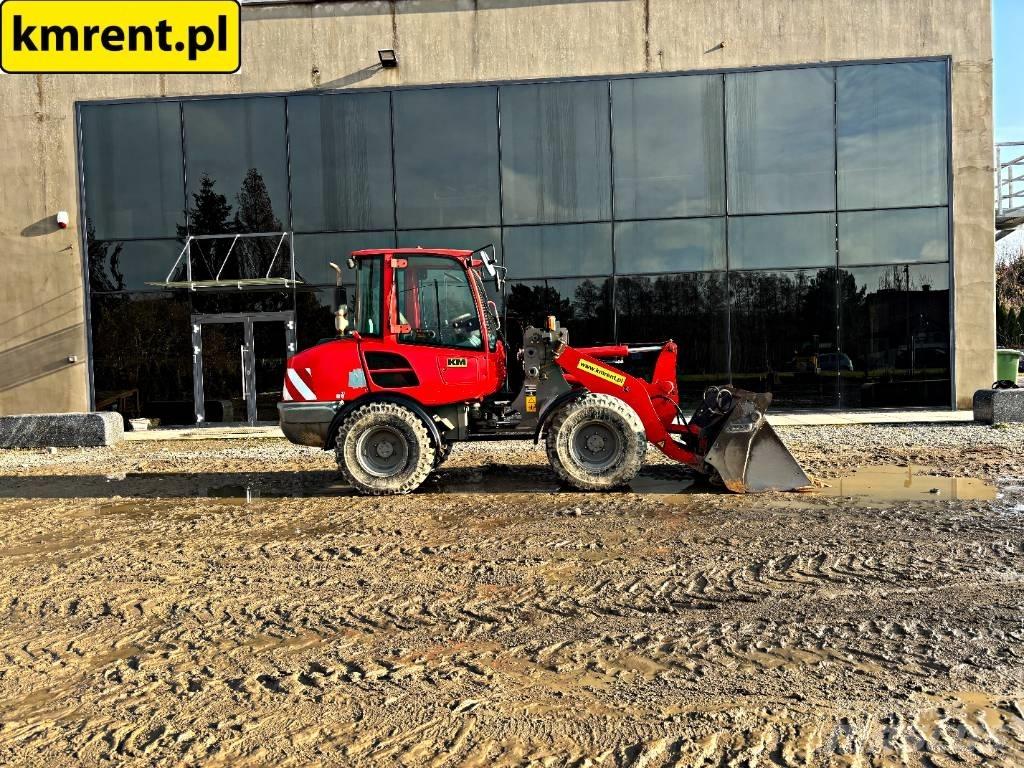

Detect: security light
378,49,398,68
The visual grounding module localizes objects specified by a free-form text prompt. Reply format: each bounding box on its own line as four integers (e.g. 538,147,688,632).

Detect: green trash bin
996,348,1021,383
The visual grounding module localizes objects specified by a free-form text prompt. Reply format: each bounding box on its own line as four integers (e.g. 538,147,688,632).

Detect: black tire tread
545,393,647,490
335,402,436,495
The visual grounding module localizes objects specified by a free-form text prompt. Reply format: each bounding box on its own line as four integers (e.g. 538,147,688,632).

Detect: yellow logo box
1,0,240,73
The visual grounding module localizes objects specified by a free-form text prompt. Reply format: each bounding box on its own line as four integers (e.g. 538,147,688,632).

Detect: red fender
553,342,702,468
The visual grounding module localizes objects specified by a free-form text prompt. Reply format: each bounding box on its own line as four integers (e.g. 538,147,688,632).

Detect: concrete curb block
972,389,1024,424
0,412,124,449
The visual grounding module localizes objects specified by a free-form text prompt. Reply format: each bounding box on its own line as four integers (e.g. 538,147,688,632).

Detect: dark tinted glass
615,218,725,274
729,269,839,408
392,87,500,228
199,321,246,424
296,286,342,350
355,256,383,337
611,75,724,218
293,231,395,287
505,277,613,346
183,98,289,234
88,239,183,292
502,223,612,279
81,102,184,240
288,92,394,232
729,214,836,270
839,208,948,266
397,227,502,265
189,289,293,316
90,292,193,423
837,61,948,209
500,81,612,224
839,263,950,407
616,273,728,407
726,68,835,213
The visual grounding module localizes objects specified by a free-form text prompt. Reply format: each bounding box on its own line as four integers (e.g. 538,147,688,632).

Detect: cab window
395,256,482,349
355,256,381,336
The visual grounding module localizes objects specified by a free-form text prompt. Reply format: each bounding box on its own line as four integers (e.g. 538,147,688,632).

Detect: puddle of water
122,465,701,504
203,482,354,501
817,465,996,501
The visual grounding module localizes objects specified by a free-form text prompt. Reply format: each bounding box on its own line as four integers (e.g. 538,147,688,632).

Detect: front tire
433,441,453,468
336,403,436,495
546,393,647,490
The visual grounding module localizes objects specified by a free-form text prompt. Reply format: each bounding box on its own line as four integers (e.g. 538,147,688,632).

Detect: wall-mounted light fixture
378,49,398,68
56,211,69,229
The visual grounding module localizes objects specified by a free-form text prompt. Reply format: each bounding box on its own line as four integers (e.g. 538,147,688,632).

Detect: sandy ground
0,424,1021,767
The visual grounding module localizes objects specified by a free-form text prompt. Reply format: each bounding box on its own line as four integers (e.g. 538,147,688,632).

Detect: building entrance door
191,312,297,425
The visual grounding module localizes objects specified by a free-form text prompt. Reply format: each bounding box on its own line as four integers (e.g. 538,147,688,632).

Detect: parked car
817,352,854,372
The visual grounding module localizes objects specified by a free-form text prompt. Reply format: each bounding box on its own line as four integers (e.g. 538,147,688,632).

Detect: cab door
388,254,491,404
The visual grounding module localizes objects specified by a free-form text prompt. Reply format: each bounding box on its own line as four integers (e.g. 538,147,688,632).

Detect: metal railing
997,142,1024,216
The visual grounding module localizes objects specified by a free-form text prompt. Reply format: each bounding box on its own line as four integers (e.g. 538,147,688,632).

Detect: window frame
392,254,488,351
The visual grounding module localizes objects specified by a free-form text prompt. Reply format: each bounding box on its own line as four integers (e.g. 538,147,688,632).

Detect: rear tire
546,393,647,490
336,403,436,495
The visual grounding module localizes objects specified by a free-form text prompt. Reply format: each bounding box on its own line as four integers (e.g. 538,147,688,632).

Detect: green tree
86,220,125,292
997,302,1009,346
1007,308,1021,348
997,243,1024,311
179,173,232,237
177,173,233,280
233,168,284,279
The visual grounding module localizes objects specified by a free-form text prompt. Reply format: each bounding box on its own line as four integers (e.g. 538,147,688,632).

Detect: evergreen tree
233,168,283,279
233,168,281,233
86,220,125,292
1007,308,1021,348
177,173,233,280
179,173,232,237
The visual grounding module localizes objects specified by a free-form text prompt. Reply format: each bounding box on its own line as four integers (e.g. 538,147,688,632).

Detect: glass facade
79,58,951,421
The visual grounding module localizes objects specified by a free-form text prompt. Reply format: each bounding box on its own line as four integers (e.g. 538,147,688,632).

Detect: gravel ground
0,423,1021,766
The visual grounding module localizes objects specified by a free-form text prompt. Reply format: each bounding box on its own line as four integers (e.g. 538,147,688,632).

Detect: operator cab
345,245,503,354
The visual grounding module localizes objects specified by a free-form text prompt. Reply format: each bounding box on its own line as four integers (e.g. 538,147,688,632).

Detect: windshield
395,256,482,349
469,267,499,352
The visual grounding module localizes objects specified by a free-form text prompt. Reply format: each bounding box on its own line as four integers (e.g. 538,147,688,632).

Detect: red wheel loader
278,246,810,495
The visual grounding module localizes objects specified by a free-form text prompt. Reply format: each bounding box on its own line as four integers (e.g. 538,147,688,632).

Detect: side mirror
471,244,504,293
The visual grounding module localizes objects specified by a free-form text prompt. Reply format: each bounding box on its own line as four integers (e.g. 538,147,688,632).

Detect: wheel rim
569,419,622,473
355,425,409,477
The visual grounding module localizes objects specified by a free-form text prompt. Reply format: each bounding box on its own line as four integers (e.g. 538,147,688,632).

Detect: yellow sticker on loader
525,395,537,413
576,358,626,387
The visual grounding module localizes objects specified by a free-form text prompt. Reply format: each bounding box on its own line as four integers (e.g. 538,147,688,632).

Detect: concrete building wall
0,0,994,414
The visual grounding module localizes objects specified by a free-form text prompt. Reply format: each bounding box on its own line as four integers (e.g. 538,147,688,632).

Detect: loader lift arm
553,342,703,468
553,340,811,493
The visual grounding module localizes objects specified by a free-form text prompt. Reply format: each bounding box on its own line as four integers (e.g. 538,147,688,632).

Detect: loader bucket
701,391,811,493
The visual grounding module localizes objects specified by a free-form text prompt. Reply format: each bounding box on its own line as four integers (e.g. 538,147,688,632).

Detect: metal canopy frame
997,142,1024,241
147,231,301,290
